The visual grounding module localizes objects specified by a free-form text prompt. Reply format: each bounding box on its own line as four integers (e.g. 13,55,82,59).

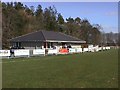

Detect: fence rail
0,46,111,58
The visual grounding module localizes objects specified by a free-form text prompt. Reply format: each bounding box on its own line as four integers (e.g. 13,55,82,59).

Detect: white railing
0,50,10,57
69,48,76,53
14,49,30,57
48,49,58,55
33,49,45,55
83,48,89,52
75,48,82,53
1,46,112,58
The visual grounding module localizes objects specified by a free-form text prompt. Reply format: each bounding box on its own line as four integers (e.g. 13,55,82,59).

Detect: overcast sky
22,2,118,33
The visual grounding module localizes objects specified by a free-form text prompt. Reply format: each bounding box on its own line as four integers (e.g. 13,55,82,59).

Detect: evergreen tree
57,13,64,24
43,6,58,31
35,5,44,30
2,2,103,48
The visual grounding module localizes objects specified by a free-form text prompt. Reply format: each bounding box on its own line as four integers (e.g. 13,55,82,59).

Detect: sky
22,2,118,33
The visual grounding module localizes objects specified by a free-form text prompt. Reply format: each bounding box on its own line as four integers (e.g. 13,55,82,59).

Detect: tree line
2,2,118,49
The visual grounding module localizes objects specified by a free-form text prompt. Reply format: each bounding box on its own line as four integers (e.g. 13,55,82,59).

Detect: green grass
2,49,118,88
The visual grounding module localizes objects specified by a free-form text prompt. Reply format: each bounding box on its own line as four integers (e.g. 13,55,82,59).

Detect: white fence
83,48,89,52
69,48,76,53
48,49,58,55
0,50,10,57
103,47,106,50
106,47,110,50
98,47,102,51
33,49,45,55
88,45,94,52
0,46,111,57
75,48,82,53
14,49,29,56
93,45,99,52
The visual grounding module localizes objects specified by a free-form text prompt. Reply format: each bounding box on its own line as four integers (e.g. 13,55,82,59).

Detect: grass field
2,49,118,88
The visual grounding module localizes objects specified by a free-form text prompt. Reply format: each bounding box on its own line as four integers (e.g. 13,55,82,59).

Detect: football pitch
2,49,118,88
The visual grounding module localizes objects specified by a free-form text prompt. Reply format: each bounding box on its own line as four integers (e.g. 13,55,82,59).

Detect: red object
59,48,68,54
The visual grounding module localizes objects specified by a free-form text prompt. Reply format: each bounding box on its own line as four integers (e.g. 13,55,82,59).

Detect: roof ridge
41,30,46,41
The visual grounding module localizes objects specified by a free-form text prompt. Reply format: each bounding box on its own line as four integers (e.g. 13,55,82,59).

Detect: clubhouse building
10,30,86,49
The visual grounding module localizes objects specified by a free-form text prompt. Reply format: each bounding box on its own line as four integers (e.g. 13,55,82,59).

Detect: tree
30,6,35,16
14,2,24,10
80,19,92,42
65,17,74,35
57,13,64,24
2,2,104,48
66,17,74,23
105,32,118,46
43,6,58,31
35,5,43,17
2,2,28,48
75,17,81,24
2,2,15,48
35,5,44,30
91,27,101,45
57,13,65,32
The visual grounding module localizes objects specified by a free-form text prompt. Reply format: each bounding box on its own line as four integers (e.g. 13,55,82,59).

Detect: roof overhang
46,40,86,43
10,40,86,43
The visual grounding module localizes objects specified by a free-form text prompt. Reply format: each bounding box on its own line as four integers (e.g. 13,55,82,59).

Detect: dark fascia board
10,40,86,43
46,40,86,43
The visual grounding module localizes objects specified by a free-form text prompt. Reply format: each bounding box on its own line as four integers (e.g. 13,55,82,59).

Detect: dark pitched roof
10,30,86,43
